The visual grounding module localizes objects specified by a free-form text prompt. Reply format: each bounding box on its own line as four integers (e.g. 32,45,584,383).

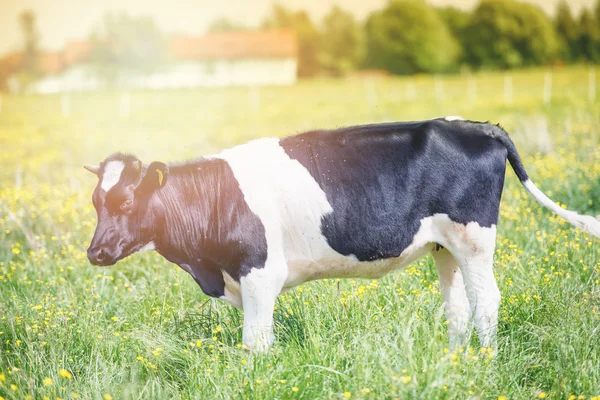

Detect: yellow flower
43,377,53,386
400,376,412,384
241,359,247,365
498,396,508,400
58,368,72,379
104,395,113,400
344,392,352,398
292,387,299,392
537,392,547,399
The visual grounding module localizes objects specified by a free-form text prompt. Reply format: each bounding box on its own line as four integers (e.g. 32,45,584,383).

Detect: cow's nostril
88,247,107,264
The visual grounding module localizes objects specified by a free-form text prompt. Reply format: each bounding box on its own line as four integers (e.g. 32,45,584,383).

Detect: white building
26,30,298,93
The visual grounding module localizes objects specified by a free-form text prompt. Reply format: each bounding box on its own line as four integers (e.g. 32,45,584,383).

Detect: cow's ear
137,162,168,193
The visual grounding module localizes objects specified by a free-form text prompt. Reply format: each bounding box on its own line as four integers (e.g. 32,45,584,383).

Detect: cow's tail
490,124,600,238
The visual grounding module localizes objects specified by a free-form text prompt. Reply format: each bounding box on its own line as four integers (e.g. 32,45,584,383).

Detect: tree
554,0,580,62
208,17,248,33
19,10,39,75
364,0,460,74
436,6,471,66
320,6,363,76
263,5,321,77
578,8,600,62
465,0,559,69
90,13,164,83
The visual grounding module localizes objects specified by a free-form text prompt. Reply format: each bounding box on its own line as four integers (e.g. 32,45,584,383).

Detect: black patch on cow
151,159,267,298
280,119,507,262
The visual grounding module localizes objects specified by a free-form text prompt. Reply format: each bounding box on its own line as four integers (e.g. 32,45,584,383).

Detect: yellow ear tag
156,169,164,186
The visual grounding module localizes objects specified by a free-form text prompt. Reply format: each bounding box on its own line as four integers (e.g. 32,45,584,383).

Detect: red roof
169,30,297,61
1,30,297,77
39,51,63,74
63,41,92,65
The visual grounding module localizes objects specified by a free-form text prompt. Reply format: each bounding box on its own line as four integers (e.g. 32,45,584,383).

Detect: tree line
3,0,600,88
258,0,600,76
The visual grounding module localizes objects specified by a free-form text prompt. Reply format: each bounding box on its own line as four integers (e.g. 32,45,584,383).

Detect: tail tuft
571,214,600,238
523,179,600,239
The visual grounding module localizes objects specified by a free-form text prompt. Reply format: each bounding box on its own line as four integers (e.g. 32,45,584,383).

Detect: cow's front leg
240,266,282,352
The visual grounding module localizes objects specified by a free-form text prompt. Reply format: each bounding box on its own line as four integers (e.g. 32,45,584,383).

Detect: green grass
0,65,599,399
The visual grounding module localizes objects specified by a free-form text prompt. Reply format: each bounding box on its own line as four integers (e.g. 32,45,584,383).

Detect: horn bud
84,164,100,176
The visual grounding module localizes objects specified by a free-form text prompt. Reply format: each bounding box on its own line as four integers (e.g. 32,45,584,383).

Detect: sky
0,0,595,55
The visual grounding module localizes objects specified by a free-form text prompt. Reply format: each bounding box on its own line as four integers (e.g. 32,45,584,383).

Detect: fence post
434,76,444,101
120,92,131,118
248,86,261,112
504,73,512,104
589,68,596,103
15,164,22,188
543,71,552,105
468,74,477,104
61,93,71,117
364,78,378,107
406,81,416,101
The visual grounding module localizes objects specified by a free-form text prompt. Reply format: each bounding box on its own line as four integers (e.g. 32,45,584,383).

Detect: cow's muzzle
87,245,119,266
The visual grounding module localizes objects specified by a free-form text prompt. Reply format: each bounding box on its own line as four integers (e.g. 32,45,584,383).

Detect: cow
84,118,600,352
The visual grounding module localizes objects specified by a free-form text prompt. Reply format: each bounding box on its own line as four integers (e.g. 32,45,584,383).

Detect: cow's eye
121,198,133,211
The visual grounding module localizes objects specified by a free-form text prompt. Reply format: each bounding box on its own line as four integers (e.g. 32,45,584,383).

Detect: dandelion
241,359,247,365
343,392,352,398
537,392,547,399
400,376,412,384
104,395,113,400
292,387,299,392
43,377,53,386
58,368,72,379
498,396,508,400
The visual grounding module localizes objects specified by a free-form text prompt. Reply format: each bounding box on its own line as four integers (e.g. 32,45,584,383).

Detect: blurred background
0,0,598,91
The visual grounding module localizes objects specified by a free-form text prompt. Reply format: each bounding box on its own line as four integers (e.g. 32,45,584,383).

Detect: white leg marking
240,254,286,352
432,248,471,349
438,221,499,348
101,161,125,191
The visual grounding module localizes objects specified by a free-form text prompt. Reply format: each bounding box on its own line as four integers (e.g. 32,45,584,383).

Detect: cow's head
84,153,168,266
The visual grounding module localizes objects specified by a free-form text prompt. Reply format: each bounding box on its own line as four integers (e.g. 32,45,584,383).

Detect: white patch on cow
101,161,125,191
214,137,328,351
221,271,242,309
139,241,155,252
523,179,600,238
443,116,465,121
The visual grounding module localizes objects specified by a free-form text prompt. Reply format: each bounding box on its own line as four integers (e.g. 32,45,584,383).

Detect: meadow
0,66,599,399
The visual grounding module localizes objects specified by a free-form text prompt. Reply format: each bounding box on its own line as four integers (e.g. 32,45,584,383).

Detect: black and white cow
84,117,600,351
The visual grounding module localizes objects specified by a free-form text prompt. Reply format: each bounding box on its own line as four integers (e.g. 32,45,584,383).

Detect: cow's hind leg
432,248,471,350
443,223,500,349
